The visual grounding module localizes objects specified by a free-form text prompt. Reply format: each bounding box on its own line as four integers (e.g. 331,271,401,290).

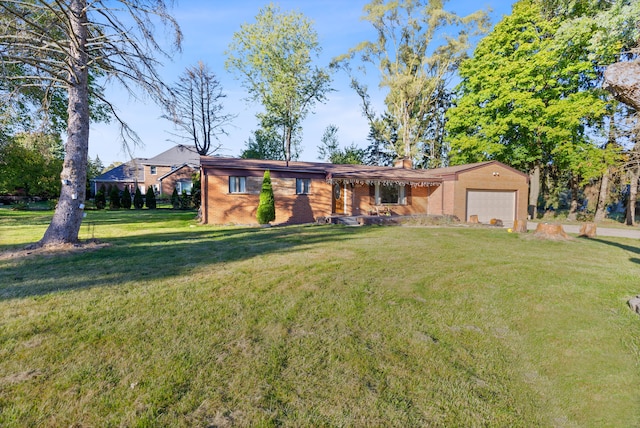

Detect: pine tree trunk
528,163,540,219
39,0,89,247
594,170,610,223
626,167,638,226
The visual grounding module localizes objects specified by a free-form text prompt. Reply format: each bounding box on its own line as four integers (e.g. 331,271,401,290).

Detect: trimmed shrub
180,189,191,210
133,187,144,209
121,186,132,209
191,173,201,210
95,184,106,210
109,186,121,209
145,187,157,209
171,187,180,209
257,170,275,224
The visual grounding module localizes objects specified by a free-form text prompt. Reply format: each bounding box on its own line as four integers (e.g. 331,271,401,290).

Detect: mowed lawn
1,209,639,427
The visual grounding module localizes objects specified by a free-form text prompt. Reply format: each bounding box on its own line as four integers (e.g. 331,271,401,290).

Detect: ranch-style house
200,157,529,226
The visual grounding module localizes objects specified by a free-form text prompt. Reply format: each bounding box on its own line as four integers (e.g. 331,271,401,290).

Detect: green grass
1,209,639,427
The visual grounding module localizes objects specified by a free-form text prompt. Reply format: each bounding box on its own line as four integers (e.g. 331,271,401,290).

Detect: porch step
334,216,361,226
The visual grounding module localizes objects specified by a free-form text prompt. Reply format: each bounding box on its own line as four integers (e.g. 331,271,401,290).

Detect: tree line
1,0,639,245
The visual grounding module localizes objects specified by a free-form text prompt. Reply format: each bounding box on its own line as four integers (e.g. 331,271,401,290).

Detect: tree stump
578,222,597,238
513,219,527,233
533,223,569,240
469,215,479,224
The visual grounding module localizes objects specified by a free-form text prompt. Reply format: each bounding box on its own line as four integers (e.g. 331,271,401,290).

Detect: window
296,178,310,194
150,166,157,175
229,176,246,193
177,180,193,195
375,183,405,205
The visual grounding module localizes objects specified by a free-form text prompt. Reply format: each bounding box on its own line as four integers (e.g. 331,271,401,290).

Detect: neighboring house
91,145,200,196
200,157,529,226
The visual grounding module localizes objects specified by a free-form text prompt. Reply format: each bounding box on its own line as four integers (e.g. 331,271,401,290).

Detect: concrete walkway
527,221,640,239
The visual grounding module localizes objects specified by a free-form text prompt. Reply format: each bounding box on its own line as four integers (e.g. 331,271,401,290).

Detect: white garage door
466,190,516,225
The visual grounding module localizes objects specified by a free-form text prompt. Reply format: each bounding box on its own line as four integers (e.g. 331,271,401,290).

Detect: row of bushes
94,184,201,210
95,184,156,210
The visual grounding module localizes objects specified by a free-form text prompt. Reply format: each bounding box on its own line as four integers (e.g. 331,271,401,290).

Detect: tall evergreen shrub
133,187,144,209
180,189,191,210
109,186,121,209
95,184,106,209
191,172,201,210
257,170,275,224
171,187,180,209
121,186,132,209
145,186,157,209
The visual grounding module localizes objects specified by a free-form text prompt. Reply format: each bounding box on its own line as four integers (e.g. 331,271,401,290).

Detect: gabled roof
425,160,529,181
91,159,144,182
142,145,200,167
200,157,528,187
200,157,443,186
157,163,197,181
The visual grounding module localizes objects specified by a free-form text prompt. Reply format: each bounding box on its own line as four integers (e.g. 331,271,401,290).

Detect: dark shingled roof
200,157,509,187
143,145,200,167
92,159,144,182
92,145,201,183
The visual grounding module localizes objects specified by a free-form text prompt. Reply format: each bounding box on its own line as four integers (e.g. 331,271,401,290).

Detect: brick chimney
394,157,413,169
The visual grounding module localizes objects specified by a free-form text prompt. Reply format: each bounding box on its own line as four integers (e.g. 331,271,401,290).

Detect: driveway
527,221,640,239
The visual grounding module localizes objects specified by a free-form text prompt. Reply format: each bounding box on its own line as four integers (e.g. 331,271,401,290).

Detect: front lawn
1,209,638,426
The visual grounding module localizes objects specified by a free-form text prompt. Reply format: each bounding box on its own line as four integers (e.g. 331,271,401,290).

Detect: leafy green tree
241,126,286,160
121,186,131,209
86,155,104,197
145,186,157,210
95,184,107,210
0,0,181,246
0,132,63,197
543,0,640,64
446,0,610,217
226,4,332,164
318,125,366,165
257,170,275,224
335,0,489,163
109,186,121,210
133,186,144,209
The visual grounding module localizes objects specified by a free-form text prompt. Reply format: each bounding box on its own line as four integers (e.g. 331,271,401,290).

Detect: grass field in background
1,208,639,426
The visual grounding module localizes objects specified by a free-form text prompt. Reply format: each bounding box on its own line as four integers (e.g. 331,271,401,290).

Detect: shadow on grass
0,224,370,300
589,237,640,264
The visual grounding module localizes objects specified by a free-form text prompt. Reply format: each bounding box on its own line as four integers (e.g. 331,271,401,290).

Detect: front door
333,183,345,214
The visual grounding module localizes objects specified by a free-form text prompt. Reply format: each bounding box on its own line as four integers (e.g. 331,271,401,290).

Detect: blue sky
89,1,515,166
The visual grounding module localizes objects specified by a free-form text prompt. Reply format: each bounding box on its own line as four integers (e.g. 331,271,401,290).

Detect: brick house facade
91,145,200,196
200,157,529,226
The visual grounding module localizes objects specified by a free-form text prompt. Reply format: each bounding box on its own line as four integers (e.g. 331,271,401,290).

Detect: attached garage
466,190,516,225
429,161,529,225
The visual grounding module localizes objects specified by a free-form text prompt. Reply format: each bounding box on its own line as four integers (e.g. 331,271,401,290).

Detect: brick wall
447,163,528,222
159,167,196,195
203,169,332,225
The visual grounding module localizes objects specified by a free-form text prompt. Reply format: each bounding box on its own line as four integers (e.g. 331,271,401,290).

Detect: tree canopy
335,0,489,164
164,61,234,155
445,0,619,215
225,4,332,164
0,0,181,246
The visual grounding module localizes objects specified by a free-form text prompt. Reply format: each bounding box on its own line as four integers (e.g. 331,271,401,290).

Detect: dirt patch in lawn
0,239,110,261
